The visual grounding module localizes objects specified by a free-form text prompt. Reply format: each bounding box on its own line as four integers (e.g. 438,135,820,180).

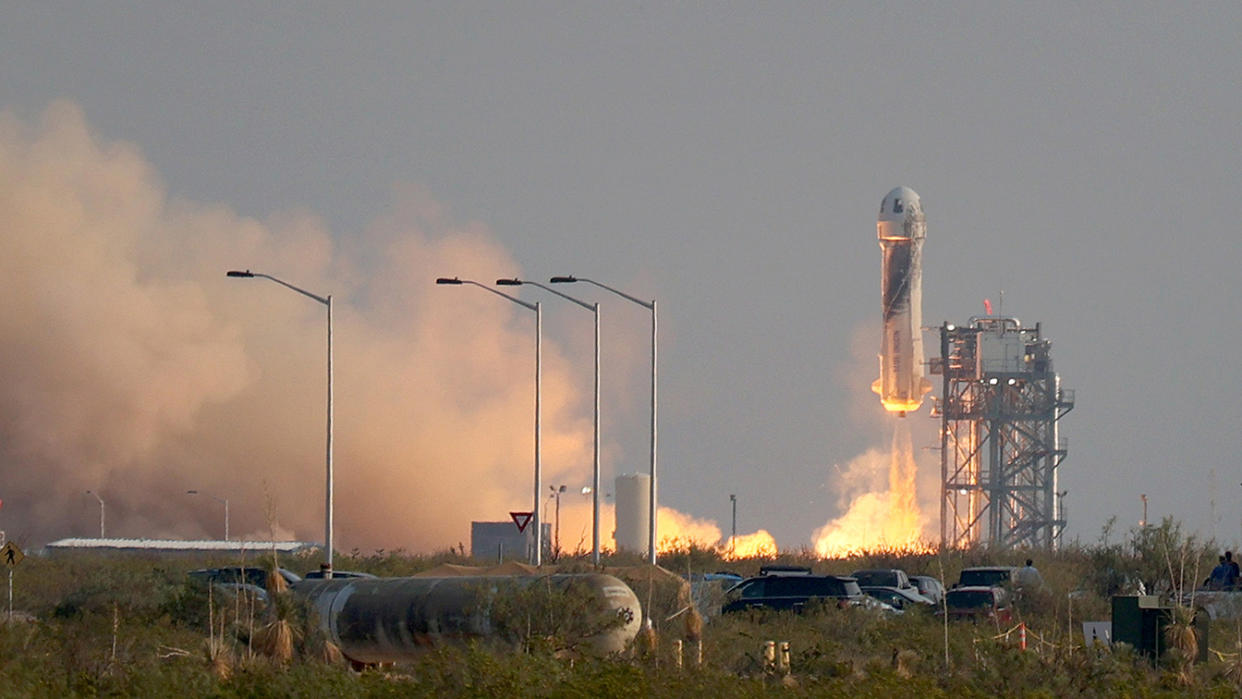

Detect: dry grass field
1,517,1240,696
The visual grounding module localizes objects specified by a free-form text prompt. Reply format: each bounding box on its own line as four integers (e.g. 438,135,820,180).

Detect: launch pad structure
930,317,1074,549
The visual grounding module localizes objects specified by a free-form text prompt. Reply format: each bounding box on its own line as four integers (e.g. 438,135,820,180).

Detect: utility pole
729,494,737,555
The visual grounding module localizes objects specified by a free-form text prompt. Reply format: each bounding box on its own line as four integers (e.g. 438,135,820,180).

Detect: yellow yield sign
1,541,23,568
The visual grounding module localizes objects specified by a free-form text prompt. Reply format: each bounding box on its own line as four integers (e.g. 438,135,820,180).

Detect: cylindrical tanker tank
872,185,932,416
293,573,642,664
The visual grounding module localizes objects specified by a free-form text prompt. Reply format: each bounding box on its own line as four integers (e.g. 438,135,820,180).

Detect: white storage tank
614,473,650,553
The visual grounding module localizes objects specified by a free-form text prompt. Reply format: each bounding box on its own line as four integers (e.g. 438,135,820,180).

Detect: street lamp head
186,490,198,495
226,270,255,278
496,278,522,286
435,277,463,285
549,276,577,284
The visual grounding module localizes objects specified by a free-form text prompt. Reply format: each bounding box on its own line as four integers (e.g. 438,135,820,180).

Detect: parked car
695,571,744,585
187,566,302,604
851,568,913,590
860,585,934,611
302,569,377,580
956,566,1017,589
910,575,945,604
722,574,864,614
687,572,744,620
943,585,1013,623
188,566,302,588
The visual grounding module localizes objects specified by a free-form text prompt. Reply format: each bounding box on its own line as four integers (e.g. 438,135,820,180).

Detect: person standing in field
1208,556,1229,590
1016,558,1045,592
1226,551,1240,589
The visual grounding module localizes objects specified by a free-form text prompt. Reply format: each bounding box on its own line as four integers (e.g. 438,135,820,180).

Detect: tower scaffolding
930,317,1074,549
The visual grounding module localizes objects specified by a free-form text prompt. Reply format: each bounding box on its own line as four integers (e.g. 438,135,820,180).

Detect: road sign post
510,511,534,533
509,512,537,564
2,542,23,617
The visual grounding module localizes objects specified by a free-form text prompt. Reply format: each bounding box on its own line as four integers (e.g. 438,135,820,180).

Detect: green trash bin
1111,595,1208,663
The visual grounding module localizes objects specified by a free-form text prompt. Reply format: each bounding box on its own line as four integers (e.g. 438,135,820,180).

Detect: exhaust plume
812,422,930,556
811,322,937,556
0,102,766,556
0,102,600,550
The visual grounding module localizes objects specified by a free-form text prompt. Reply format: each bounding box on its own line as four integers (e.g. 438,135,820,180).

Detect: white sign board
1082,621,1111,646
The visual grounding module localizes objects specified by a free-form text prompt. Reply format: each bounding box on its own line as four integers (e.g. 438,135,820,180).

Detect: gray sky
2,3,1240,551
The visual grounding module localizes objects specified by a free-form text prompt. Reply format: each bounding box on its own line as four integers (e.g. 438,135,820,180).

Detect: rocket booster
872,186,931,416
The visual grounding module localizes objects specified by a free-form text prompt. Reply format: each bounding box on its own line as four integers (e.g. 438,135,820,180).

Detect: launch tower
930,317,1074,549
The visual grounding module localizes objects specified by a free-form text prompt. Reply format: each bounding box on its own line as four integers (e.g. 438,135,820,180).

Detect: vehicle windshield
733,580,765,600
728,576,859,599
853,571,898,587
959,570,1009,587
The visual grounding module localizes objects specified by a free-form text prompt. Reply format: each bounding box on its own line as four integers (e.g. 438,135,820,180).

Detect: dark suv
722,574,863,613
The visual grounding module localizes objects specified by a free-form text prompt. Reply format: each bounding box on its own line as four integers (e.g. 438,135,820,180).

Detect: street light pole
187,490,231,541
552,275,658,565
226,269,334,577
730,494,737,555
498,278,602,566
86,490,105,538
437,277,543,566
550,484,567,561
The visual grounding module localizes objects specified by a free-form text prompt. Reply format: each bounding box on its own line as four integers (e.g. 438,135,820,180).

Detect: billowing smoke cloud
0,102,812,559
0,102,775,555
0,102,603,550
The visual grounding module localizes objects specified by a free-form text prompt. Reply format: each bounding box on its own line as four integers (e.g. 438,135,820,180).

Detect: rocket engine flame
812,421,931,557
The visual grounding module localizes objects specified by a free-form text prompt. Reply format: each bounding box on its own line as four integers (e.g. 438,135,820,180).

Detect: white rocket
872,186,931,416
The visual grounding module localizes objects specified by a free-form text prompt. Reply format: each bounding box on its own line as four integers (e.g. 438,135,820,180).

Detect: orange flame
655,507,778,558
555,501,777,558
722,530,778,559
813,422,932,557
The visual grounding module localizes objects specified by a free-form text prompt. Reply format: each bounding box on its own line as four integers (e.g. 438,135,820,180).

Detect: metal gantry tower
931,317,1074,549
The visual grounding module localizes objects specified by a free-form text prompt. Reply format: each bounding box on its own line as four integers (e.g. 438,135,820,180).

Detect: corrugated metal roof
45,538,318,553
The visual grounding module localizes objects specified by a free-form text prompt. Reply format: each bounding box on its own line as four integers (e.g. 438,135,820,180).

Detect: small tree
1129,517,1212,598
